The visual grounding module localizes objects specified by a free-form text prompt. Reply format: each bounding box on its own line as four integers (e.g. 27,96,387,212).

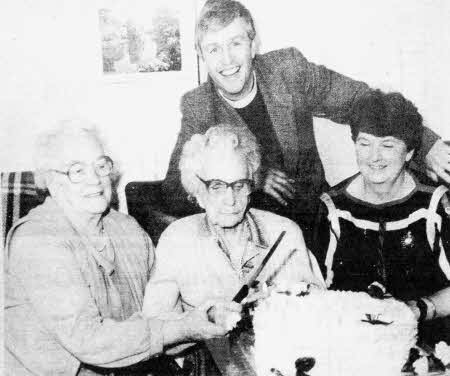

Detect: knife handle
233,284,249,303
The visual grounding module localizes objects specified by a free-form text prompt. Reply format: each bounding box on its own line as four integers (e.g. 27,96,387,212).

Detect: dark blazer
163,47,438,221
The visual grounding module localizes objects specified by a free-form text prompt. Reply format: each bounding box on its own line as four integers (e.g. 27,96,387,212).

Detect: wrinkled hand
425,139,450,184
262,168,295,206
182,305,231,341
406,300,421,321
242,282,271,304
205,300,242,331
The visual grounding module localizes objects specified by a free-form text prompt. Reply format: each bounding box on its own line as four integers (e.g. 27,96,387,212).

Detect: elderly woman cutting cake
313,91,450,344
4,121,235,376
144,124,325,374
147,124,324,306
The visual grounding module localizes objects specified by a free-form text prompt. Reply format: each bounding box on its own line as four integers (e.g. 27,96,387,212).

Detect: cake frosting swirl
253,290,417,376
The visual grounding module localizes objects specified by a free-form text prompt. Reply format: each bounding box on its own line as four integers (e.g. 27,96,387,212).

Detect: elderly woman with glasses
313,91,450,345
4,121,235,376
144,124,325,375
146,124,325,312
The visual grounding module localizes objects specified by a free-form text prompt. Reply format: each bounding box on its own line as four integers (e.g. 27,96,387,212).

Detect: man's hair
179,124,261,200
195,0,256,54
349,90,423,151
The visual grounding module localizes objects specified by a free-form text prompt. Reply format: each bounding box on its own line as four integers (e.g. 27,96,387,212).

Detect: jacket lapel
209,82,247,128
255,57,300,174
206,60,300,174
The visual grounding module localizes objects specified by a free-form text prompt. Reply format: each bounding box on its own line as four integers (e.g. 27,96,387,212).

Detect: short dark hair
349,90,423,151
195,0,256,53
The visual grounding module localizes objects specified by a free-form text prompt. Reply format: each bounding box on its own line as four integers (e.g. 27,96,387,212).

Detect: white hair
179,124,261,201
33,119,118,190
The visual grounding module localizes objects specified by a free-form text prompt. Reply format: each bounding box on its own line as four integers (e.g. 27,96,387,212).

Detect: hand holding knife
207,231,286,323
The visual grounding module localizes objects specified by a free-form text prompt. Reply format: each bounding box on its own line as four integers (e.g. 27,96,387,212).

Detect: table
206,331,256,376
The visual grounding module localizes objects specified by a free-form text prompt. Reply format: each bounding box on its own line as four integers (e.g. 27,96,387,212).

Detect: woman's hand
242,281,271,304
162,303,235,346
406,300,421,321
205,301,242,331
182,306,231,341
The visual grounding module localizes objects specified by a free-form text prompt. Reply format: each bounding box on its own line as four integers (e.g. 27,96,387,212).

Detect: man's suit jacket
163,47,438,221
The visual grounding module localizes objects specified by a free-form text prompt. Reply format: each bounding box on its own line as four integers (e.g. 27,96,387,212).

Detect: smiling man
163,0,450,246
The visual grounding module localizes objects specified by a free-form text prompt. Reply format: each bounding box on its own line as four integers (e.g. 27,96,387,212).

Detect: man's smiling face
199,17,256,101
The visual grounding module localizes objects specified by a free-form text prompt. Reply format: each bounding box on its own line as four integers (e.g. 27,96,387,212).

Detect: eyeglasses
197,175,253,196
51,156,114,184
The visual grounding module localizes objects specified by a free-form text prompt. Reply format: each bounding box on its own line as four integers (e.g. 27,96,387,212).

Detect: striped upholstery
1,171,47,245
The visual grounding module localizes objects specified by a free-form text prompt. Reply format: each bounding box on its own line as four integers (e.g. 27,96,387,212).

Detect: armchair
125,180,180,244
1,171,47,245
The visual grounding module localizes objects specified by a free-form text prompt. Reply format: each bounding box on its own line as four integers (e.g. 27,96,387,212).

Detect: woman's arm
407,199,450,321
263,218,326,289
407,287,450,321
8,224,226,369
8,225,165,367
428,287,450,319
310,200,332,278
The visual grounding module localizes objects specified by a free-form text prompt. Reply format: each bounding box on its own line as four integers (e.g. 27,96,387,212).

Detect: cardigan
146,208,325,311
5,197,164,375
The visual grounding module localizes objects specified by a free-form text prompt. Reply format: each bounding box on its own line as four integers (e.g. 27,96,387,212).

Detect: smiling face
355,132,414,187
48,133,112,220
199,17,256,101
197,148,251,228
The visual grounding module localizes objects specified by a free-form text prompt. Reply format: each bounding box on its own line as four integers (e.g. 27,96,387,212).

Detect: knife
206,231,286,323
233,230,286,303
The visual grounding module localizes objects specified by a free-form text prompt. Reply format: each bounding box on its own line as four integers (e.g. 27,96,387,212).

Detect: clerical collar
218,71,257,109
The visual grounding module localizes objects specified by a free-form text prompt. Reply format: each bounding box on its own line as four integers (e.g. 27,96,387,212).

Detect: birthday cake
252,290,418,376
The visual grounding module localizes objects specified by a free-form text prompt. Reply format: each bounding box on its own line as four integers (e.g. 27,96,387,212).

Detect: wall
239,0,450,184
0,0,199,210
1,0,449,208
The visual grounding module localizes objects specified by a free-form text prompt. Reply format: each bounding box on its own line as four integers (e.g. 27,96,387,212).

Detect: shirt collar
200,209,267,249
218,71,257,109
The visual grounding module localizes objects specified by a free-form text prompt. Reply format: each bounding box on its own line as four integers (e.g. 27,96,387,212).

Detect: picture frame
97,0,198,83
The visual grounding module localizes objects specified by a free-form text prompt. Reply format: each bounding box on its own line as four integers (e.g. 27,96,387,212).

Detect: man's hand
262,168,295,206
425,139,450,184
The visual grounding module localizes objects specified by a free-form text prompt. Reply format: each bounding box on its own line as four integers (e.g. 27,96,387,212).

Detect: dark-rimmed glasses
50,156,114,184
197,175,253,196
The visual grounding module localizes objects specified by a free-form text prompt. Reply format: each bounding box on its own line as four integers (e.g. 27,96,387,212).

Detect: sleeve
148,227,181,283
142,223,156,274
8,225,165,368
144,227,183,315
437,198,450,281
311,200,332,279
288,47,439,166
161,95,204,216
264,220,326,289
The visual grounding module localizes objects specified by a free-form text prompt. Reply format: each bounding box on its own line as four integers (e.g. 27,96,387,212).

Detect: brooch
241,260,255,277
400,231,414,248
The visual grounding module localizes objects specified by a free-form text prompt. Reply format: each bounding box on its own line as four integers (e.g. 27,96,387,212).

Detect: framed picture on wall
97,0,198,81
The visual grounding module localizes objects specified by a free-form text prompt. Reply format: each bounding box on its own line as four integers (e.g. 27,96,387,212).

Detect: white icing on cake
253,290,417,376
